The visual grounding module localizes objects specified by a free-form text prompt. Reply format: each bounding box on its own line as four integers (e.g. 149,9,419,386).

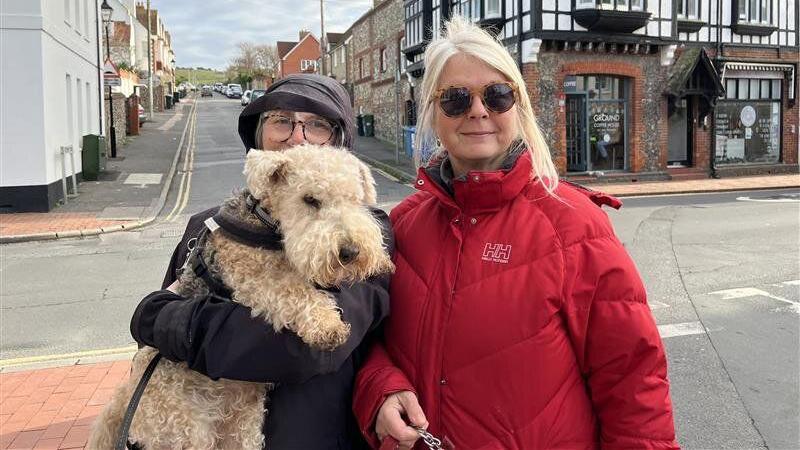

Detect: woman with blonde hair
353,16,679,449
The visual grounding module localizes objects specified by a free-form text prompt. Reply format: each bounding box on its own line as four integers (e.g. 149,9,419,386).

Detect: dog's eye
303,194,321,209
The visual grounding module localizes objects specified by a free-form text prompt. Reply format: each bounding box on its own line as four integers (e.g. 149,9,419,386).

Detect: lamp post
100,0,117,158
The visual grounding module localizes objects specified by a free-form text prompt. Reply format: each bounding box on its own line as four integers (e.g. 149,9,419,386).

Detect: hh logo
482,243,512,264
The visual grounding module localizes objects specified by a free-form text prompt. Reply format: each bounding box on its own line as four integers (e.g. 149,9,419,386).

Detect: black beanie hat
238,74,355,151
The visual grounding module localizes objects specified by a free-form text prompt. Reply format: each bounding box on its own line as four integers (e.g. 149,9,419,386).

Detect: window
485,0,502,18
73,0,80,33
86,81,92,134
678,0,700,18
399,37,407,73
577,0,643,10
358,58,364,79
83,0,89,36
380,47,387,73
300,59,317,71
76,78,83,141
716,77,782,165
471,0,480,19
566,75,629,172
739,0,771,23
66,74,74,146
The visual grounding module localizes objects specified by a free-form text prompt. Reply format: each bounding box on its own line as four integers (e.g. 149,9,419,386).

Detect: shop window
565,75,629,172
715,78,782,165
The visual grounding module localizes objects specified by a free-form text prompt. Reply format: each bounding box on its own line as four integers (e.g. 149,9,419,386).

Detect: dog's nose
338,245,360,264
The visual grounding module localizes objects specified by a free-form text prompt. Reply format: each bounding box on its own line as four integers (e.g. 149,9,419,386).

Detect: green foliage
174,67,227,86
116,61,134,72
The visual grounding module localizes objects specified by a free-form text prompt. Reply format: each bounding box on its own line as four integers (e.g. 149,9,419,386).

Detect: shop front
716,74,786,166
565,75,629,173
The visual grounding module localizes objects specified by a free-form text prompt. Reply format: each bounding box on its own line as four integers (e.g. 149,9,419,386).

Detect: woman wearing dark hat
129,74,388,449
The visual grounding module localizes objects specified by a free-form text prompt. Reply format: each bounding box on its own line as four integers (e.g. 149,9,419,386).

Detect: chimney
299,30,310,40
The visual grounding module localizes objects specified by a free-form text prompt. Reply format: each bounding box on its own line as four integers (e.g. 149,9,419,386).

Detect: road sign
103,58,121,87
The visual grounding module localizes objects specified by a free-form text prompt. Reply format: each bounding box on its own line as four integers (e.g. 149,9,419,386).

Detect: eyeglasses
431,82,518,117
263,114,336,145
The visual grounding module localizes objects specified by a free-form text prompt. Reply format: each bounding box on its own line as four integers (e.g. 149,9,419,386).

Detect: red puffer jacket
353,152,679,449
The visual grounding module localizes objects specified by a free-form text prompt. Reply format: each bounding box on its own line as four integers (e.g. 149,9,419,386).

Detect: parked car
214,82,223,92
241,90,252,106
201,85,213,97
138,103,146,123
228,84,243,99
250,89,266,102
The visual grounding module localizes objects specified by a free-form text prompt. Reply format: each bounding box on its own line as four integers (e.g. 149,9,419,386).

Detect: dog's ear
358,162,378,205
244,150,291,199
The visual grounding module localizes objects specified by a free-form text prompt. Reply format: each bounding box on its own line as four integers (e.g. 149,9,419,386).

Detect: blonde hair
414,16,558,193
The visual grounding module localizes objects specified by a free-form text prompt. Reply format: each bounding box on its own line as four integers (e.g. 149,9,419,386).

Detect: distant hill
175,67,227,86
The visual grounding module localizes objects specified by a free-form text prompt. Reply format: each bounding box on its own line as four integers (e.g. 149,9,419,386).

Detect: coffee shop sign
593,113,621,122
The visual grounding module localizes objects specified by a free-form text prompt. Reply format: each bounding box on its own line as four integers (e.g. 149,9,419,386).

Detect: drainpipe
516,0,523,69
95,0,103,135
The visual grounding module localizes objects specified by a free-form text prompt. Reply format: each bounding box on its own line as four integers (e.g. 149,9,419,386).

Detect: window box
572,9,651,33
731,22,778,35
677,18,706,33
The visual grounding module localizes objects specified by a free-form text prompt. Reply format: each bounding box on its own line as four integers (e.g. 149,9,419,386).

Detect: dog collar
208,194,284,251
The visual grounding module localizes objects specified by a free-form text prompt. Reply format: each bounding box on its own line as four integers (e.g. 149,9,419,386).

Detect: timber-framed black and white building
402,0,798,178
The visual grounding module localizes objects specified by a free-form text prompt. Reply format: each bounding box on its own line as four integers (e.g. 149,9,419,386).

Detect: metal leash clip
413,426,444,450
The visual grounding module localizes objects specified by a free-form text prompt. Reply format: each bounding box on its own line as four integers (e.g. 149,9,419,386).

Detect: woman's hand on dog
376,391,427,449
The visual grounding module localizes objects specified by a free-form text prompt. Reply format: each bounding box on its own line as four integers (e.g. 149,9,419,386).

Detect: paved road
1,95,797,448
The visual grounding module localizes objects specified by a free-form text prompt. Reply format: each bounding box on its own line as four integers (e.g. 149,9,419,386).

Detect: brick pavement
0,214,130,238
0,361,131,450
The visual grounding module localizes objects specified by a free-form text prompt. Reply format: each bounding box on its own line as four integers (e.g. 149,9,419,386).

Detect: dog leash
115,352,162,450
379,427,447,450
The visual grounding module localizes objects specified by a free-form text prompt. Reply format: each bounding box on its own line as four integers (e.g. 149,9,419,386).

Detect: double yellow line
163,105,198,222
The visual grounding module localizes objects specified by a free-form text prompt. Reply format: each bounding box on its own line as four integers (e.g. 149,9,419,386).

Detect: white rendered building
1,0,104,212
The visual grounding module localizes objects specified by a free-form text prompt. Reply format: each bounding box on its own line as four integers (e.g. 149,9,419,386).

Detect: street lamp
100,0,117,158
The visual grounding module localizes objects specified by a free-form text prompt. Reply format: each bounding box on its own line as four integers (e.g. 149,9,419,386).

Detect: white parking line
658,321,706,339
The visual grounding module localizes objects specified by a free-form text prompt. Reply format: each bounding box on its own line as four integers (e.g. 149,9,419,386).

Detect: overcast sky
152,0,373,70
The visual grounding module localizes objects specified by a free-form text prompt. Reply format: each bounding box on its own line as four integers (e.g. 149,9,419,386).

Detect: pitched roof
277,41,298,59
326,32,345,46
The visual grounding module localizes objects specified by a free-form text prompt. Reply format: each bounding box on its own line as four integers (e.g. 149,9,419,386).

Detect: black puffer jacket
130,206,392,449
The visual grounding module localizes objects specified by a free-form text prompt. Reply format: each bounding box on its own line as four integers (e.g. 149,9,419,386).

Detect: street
1,96,798,449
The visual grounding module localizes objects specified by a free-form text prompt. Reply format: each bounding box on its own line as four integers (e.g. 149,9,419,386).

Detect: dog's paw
319,321,351,350
298,307,352,350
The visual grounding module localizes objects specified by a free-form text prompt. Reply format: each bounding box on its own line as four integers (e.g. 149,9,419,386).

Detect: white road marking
649,300,671,310
781,280,800,286
124,173,163,185
736,195,800,203
658,321,706,339
709,287,800,313
0,345,137,368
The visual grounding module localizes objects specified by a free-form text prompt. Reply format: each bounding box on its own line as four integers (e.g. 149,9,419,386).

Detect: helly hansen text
482,243,511,264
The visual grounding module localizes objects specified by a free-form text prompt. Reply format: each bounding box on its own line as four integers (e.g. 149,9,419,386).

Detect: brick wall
282,36,321,76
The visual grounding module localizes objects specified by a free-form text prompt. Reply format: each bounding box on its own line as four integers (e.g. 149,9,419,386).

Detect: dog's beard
283,235,393,288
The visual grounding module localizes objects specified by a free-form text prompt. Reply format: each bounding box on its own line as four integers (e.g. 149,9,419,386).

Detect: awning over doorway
665,48,724,119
